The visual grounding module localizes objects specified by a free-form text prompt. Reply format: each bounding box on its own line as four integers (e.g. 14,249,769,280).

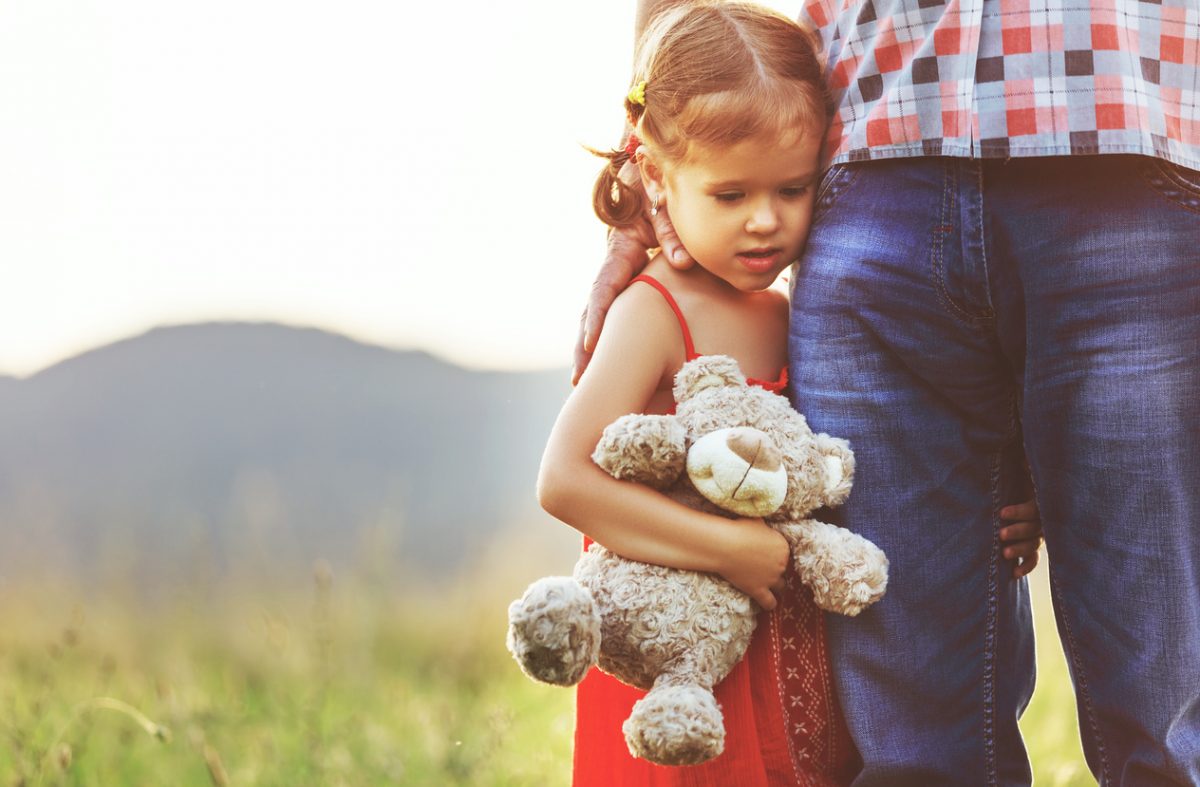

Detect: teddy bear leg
622,677,724,766
506,576,601,686
780,519,889,617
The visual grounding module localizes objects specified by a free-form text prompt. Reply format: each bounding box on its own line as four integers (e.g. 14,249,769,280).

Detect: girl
538,3,1042,785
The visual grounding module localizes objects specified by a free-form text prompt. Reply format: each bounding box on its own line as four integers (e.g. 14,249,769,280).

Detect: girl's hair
593,1,831,228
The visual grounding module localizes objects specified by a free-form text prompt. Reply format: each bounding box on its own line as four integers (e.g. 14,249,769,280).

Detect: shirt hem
829,144,1200,173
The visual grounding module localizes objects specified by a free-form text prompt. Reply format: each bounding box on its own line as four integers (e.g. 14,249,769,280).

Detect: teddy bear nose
725,429,782,472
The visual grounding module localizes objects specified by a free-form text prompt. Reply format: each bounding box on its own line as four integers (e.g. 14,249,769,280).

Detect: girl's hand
715,517,790,611
1000,499,1043,579
573,159,693,385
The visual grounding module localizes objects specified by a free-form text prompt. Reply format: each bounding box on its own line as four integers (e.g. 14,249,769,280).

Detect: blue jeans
789,155,1200,786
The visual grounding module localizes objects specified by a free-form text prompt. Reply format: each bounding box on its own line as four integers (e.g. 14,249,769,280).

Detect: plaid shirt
801,0,1200,170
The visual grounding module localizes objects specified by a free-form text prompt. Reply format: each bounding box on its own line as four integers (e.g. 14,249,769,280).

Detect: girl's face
642,129,823,292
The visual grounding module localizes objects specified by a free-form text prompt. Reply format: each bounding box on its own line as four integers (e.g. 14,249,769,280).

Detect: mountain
0,323,573,588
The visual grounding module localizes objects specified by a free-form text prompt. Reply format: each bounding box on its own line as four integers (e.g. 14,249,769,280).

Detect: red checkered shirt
801,0,1200,170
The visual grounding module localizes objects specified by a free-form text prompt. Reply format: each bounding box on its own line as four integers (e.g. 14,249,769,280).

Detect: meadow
0,557,1094,786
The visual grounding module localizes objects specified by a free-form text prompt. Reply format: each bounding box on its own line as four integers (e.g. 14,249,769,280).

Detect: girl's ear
638,151,667,205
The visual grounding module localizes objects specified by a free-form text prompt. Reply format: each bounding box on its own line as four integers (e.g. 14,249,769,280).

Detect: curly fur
506,577,601,686
507,356,888,766
592,413,688,489
624,683,725,765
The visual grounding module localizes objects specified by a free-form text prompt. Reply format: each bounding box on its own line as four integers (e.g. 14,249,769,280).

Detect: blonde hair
593,1,830,227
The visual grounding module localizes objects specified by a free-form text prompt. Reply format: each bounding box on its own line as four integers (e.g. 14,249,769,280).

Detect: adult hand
572,159,694,385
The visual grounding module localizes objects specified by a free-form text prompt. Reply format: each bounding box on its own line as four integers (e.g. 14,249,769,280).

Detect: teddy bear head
672,356,854,522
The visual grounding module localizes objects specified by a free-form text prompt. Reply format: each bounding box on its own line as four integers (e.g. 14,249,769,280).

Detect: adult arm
571,0,696,385
541,284,789,609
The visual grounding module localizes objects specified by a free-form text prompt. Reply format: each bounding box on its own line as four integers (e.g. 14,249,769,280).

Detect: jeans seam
984,449,1002,787
1140,159,1200,215
975,164,997,316
1048,568,1112,784
932,160,992,326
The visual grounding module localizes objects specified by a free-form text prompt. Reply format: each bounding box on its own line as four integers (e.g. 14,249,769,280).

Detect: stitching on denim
984,449,1002,787
814,165,842,205
975,164,997,317
1048,567,1112,783
1140,159,1200,215
1156,158,1200,197
931,160,991,326
811,165,861,229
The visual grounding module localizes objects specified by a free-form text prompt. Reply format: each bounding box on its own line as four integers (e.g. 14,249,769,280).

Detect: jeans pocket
1140,157,1200,214
812,164,861,225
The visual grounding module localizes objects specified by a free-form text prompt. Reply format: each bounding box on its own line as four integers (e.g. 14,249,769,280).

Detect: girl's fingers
1004,540,1040,561
1006,539,1043,578
1000,499,1043,579
999,500,1039,521
1000,520,1042,542
1013,550,1040,579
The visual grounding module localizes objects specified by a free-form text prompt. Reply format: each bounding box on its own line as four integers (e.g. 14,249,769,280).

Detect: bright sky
0,0,802,377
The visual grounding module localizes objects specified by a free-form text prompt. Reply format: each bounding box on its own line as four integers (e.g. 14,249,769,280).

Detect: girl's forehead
676,131,821,178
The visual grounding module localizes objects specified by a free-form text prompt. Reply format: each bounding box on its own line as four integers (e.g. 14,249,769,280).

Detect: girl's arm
539,283,789,610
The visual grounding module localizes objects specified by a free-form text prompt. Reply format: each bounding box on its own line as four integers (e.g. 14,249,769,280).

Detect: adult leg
790,158,1036,786
988,155,1200,786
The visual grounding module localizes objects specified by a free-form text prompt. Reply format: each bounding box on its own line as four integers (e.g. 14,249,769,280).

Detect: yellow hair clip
627,80,647,107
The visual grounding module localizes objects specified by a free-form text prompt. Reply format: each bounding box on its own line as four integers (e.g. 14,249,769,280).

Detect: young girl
538,3,1042,785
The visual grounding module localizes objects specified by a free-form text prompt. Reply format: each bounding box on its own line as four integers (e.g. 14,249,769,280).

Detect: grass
0,552,1093,786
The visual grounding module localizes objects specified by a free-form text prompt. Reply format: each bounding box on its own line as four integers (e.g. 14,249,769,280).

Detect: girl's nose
745,200,779,234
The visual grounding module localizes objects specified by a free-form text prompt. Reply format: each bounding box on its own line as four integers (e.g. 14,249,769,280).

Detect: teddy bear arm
812,433,855,507
775,518,888,617
592,413,688,489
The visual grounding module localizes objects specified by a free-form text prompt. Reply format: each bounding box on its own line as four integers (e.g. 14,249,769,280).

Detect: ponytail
589,143,643,229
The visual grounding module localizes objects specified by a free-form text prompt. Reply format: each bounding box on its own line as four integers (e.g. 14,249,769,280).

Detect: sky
0,0,802,378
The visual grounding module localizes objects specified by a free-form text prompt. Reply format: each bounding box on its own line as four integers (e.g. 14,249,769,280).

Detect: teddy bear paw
623,684,724,766
792,521,889,617
506,577,601,686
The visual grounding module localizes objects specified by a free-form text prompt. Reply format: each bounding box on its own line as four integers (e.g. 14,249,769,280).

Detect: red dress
573,275,858,787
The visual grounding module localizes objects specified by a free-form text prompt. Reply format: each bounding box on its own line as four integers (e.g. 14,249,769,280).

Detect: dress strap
630,274,699,360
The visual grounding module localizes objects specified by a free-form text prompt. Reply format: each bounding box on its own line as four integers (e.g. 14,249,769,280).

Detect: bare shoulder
603,277,680,349
584,275,684,386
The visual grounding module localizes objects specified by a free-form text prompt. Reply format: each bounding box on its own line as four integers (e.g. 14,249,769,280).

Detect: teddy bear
506,355,888,766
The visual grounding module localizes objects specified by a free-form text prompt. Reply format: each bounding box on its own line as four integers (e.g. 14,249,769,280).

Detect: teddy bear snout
726,429,783,472
686,427,788,517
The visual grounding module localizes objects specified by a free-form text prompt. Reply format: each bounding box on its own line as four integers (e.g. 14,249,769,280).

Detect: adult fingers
650,206,694,270
581,228,649,359
571,305,592,386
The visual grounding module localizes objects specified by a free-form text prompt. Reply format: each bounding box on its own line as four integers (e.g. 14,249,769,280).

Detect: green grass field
0,560,1094,786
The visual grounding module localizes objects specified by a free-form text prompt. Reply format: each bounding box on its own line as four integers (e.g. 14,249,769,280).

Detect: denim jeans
789,155,1200,786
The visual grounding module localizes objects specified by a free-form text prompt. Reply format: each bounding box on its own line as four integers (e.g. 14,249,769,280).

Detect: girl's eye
714,192,744,203
781,186,809,198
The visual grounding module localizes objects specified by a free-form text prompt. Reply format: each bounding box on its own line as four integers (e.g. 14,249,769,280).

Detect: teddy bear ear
673,355,747,402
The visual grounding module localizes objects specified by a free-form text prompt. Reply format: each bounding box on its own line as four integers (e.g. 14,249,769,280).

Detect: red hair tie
624,134,642,163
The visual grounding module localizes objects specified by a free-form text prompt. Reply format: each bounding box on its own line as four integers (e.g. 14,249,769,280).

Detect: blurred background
0,0,1093,784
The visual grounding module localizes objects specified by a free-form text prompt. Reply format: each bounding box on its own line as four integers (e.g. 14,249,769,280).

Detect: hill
0,323,572,588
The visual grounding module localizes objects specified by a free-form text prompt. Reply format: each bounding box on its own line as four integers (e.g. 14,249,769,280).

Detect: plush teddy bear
506,355,888,766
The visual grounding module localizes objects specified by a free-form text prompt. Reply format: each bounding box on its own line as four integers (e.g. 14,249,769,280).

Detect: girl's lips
737,249,782,272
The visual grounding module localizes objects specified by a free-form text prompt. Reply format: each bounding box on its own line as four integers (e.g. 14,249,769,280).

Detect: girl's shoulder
591,267,690,374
